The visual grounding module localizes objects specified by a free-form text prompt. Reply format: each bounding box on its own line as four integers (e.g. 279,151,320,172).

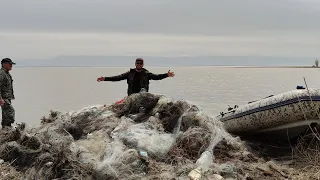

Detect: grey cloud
1,0,320,35
1,0,320,59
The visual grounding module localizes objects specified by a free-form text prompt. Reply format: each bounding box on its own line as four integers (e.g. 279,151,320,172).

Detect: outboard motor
296,85,306,90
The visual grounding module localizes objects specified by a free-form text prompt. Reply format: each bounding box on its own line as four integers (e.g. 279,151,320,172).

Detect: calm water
9,66,320,126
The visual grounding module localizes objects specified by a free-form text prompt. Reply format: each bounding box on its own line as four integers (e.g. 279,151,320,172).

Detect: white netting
0,92,251,179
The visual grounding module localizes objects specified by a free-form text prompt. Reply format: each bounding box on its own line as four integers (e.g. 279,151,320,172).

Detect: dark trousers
1,99,15,127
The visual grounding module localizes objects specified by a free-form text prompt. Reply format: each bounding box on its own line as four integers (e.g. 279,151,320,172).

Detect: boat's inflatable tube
217,88,320,136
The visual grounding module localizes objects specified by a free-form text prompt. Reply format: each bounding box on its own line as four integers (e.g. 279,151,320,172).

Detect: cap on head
136,58,144,63
1,58,16,65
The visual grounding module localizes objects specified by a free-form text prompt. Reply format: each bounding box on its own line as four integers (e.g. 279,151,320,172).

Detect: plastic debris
138,151,149,161
188,167,202,180
196,150,213,171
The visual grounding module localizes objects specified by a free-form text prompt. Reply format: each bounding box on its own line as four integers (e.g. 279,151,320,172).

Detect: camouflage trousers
1,99,15,127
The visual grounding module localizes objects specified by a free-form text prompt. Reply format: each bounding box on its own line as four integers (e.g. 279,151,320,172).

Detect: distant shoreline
14,65,320,68
233,66,320,68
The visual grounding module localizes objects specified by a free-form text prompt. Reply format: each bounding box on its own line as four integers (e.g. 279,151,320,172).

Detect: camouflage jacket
0,68,14,100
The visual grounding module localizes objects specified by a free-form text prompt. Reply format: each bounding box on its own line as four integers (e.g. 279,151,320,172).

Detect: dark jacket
104,68,168,95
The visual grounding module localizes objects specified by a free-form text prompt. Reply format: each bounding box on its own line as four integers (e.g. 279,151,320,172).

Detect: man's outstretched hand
168,70,175,77
97,76,104,82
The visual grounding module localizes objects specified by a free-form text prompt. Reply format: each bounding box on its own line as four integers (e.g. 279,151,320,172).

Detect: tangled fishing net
0,92,301,179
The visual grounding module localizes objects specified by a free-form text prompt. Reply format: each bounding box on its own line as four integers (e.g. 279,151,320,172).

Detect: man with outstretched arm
97,58,175,96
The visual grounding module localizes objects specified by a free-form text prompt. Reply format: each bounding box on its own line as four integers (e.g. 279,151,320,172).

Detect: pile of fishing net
0,92,245,179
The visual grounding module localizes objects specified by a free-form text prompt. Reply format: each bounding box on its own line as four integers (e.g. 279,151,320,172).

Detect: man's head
135,58,144,71
1,58,15,71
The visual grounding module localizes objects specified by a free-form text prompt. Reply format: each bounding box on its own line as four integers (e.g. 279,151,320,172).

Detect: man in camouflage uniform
0,58,16,129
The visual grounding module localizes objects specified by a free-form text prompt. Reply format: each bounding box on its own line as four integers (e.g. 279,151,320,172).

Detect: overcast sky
1,0,320,59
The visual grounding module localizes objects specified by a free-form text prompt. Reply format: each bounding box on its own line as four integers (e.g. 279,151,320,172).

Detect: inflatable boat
217,87,320,139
